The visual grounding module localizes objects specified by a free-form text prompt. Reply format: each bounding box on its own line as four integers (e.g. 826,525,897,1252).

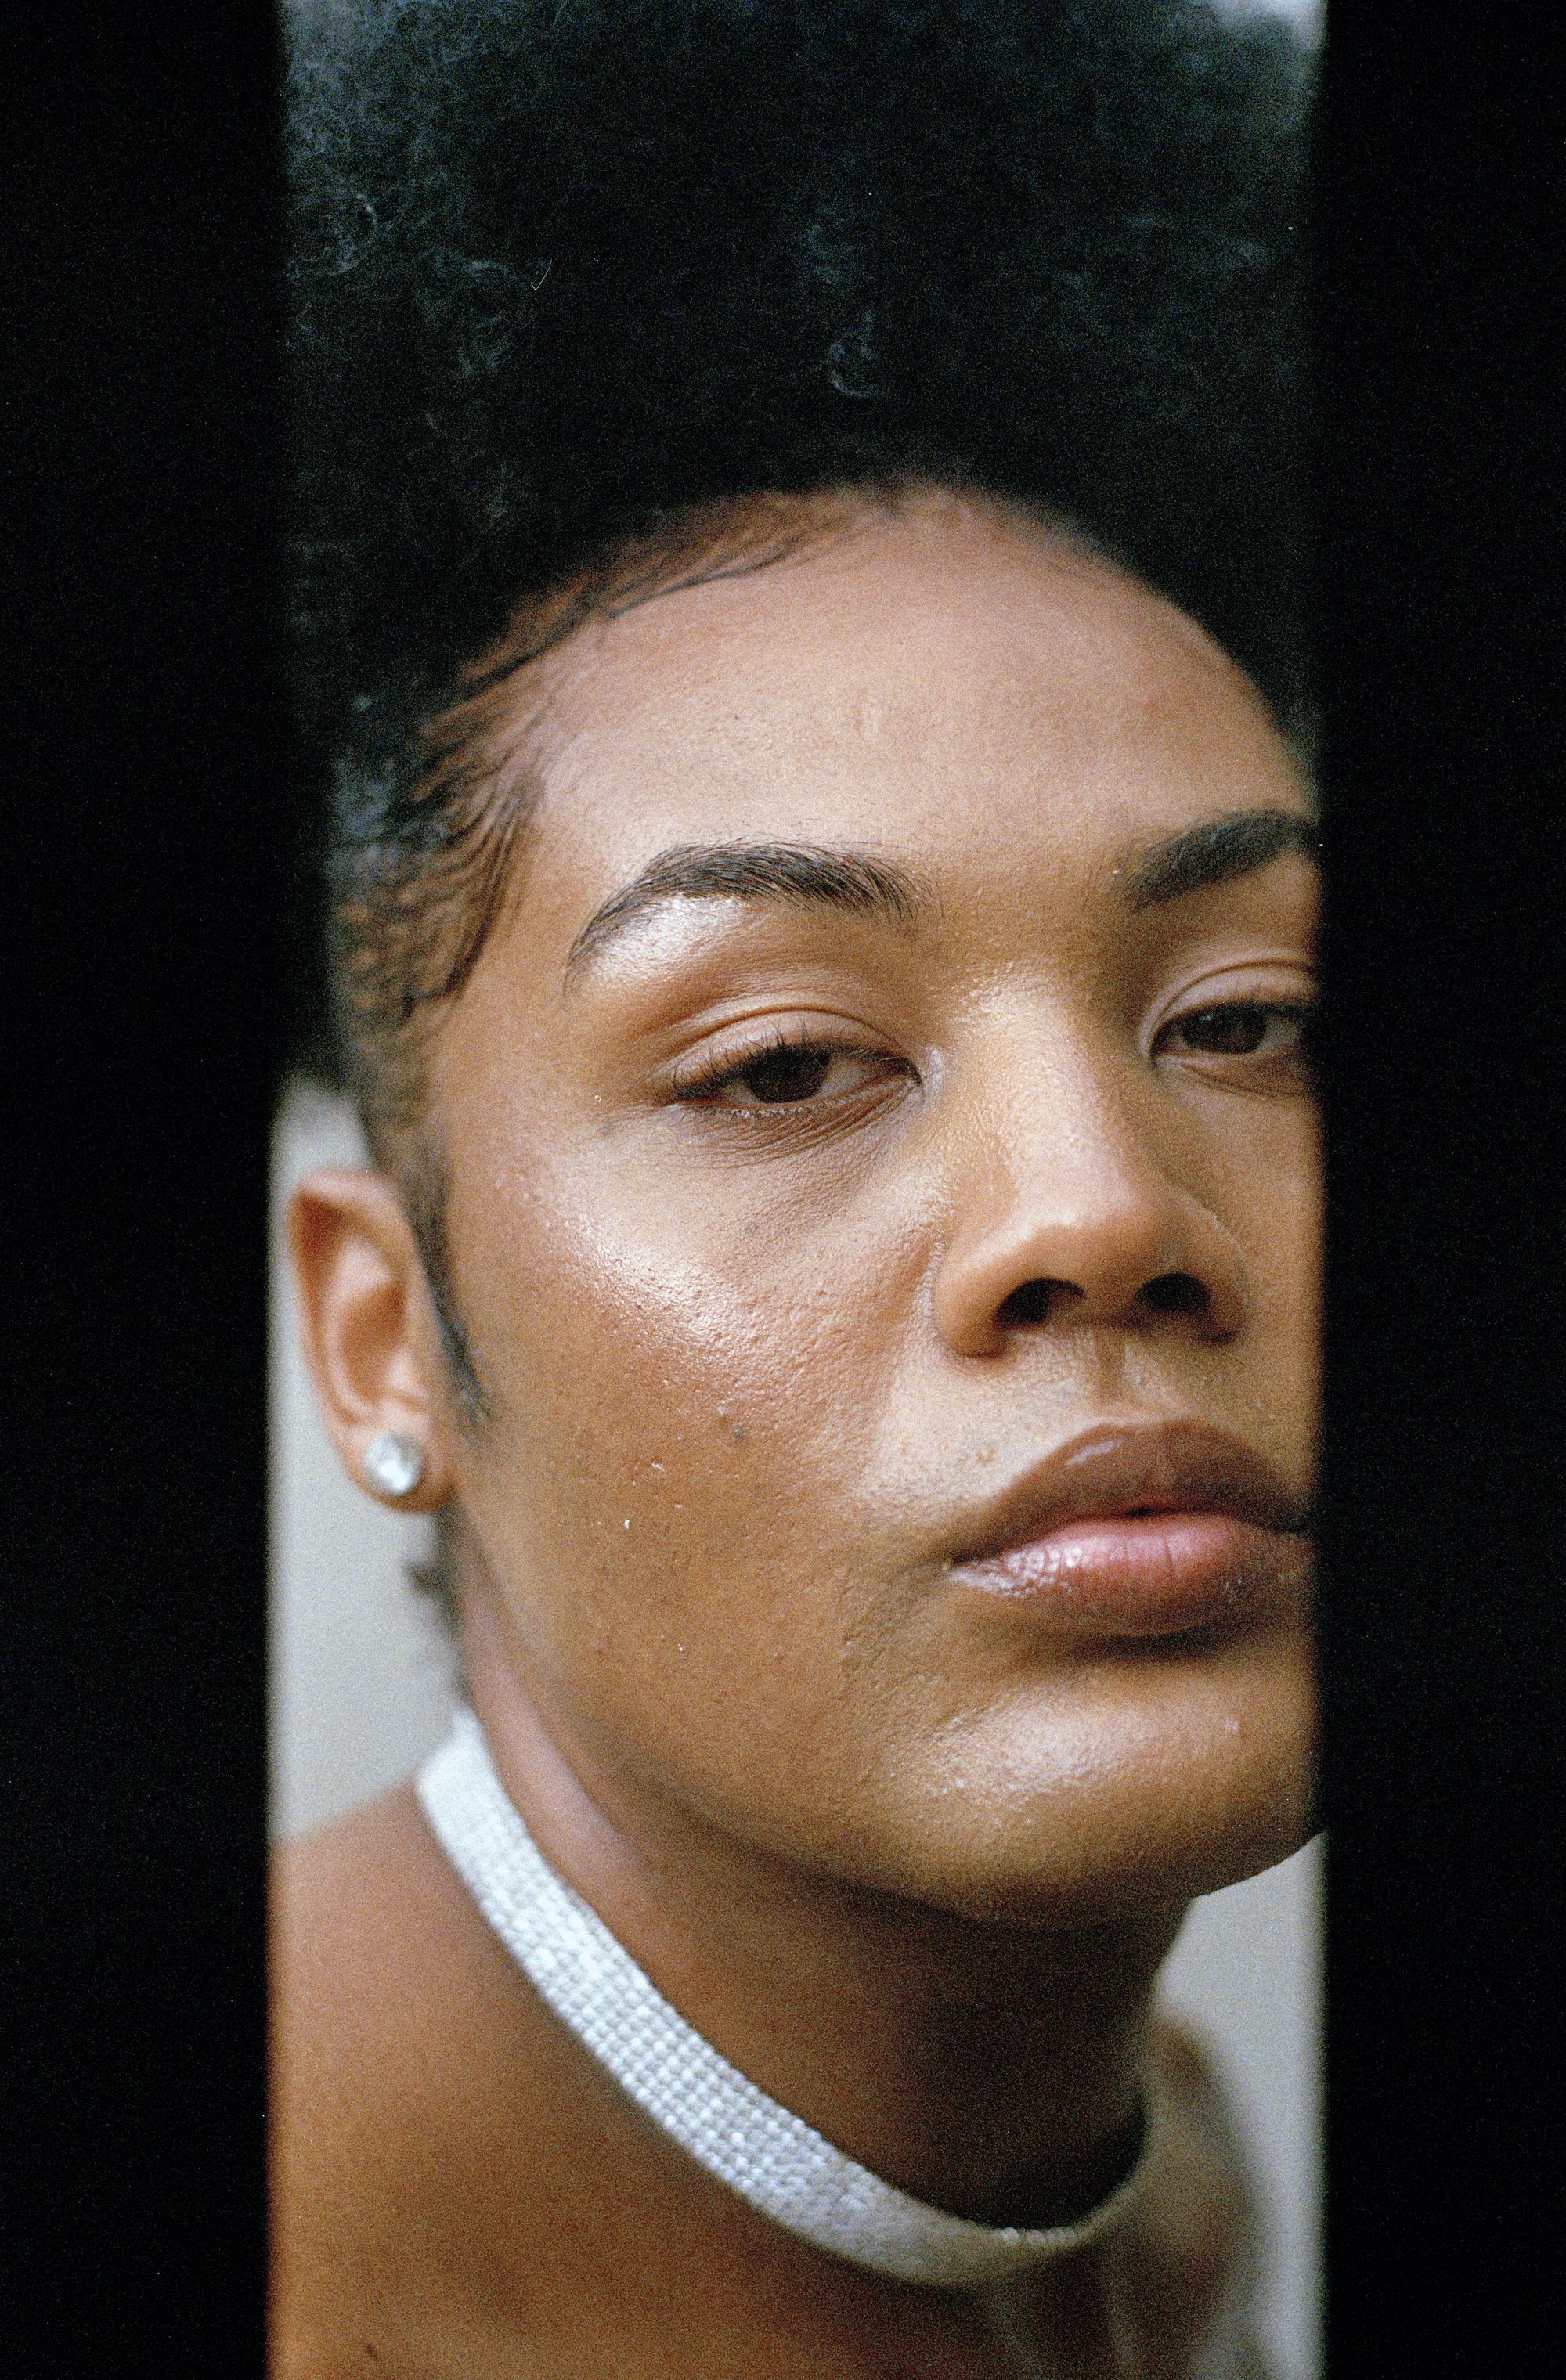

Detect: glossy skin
278,492,1319,2374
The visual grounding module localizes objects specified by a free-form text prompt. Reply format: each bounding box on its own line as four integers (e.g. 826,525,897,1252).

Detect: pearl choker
417,1707,1156,2291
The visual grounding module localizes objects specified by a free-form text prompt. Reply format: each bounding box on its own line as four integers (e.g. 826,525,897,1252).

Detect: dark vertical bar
1319,8,1563,2367
4,5,283,2365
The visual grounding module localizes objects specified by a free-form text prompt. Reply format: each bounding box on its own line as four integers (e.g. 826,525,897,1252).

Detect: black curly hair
286,0,1312,1152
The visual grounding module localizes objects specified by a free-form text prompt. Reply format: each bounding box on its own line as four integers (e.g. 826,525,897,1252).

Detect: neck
457,1574,1183,2233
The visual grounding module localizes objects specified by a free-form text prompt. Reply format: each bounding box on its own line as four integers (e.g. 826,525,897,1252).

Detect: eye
673,1033,911,1109
1156,999,1312,1063
733,1045,837,1103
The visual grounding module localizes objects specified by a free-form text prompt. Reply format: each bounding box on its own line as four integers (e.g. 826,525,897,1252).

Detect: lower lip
948,1514,1301,1639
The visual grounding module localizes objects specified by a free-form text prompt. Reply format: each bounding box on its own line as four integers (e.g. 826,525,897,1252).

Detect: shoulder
269,1788,561,2378
270,1791,435,2373
270,1787,464,2189
1117,2014,1271,2377
269,1783,765,2375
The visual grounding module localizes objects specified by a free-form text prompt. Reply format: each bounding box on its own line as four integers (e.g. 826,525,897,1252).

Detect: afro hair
287,0,1313,779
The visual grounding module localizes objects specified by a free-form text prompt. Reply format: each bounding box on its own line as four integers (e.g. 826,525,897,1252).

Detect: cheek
1180,1098,1320,1407
1243,1132,1322,1413
449,1149,926,1757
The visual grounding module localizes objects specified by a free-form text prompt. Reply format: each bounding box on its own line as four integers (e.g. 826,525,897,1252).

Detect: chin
869,1625,1318,1928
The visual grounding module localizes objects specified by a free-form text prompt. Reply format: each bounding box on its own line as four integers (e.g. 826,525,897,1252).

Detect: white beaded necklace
417,1707,1156,2292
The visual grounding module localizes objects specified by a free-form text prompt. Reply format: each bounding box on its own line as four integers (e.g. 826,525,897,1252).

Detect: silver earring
363,1431,427,1498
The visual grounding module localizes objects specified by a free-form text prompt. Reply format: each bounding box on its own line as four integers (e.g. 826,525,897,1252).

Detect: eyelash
669,1023,911,1108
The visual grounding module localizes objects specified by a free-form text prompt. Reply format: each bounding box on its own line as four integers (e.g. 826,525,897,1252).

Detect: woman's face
428,495,1319,1923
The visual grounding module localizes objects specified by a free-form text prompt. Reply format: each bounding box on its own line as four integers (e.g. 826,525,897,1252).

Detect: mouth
943,1418,1312,1641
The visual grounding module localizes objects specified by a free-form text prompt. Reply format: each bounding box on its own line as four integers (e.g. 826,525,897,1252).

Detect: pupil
746,1048,833,1102
1187,1003,1266,1054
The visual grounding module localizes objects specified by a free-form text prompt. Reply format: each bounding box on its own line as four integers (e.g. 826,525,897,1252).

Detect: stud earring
363,1431,427,1499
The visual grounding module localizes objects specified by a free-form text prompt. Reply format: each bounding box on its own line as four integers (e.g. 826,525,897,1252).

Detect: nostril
1142,1271,1207,1315
993,1272,1211,1332
998,1278,1056,1328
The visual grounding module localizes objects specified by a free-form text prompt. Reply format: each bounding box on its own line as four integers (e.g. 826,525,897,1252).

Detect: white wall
270,1084,1320,2380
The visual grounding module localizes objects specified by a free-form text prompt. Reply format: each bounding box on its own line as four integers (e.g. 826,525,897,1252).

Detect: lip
944,1419,1312,1639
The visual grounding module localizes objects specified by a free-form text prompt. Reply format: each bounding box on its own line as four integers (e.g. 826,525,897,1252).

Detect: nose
930,1076,1248,1360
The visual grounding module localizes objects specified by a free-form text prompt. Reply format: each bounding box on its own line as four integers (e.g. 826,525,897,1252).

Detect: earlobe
285,1165,456,1511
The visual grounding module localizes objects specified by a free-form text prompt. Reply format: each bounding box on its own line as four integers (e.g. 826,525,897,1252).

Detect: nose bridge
930,1009,1243,1352
987,1026,1178,1260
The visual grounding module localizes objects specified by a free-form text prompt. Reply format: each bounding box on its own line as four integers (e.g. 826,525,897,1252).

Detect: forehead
519,502,1306,918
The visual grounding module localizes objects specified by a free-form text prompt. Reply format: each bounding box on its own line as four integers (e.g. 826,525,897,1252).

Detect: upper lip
946,1419,1310,1565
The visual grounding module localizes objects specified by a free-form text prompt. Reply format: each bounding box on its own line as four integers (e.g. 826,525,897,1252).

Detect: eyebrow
565,807,1320,982
1120,808,1321,910
565,842,932,979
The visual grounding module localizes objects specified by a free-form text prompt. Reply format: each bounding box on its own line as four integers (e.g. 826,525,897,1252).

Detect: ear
286,1166,460,1513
